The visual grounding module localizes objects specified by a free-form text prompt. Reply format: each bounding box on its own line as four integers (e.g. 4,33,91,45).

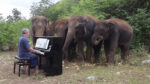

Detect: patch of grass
32,73,45,80
129,47,148,66
1,49,150,84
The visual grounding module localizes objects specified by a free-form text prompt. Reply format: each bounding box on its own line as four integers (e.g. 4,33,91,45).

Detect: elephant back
82,15,98,40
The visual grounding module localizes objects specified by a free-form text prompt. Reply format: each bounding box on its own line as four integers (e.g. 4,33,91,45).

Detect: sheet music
35,38,50,49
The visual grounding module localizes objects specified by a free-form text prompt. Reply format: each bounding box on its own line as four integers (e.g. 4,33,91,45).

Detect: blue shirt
18,35,31,58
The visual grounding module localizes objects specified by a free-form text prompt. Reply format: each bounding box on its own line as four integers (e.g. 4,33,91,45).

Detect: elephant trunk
62,28,75,54
46,22,54,36
91,34,103,45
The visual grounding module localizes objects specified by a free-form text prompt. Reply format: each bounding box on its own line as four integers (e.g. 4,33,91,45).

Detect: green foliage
129,45,148,66
7,8,22,22
0,14,4,22
127,9,150,48
0,0,150,50
31,0,150,49
0,20,31,50
47,0,80,21
30,0,53,16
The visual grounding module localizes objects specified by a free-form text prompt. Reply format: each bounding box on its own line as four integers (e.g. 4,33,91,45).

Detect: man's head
22,28,30,37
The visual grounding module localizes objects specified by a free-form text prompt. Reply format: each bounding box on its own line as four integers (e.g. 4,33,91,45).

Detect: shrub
0,20,31,51
127,9,150,48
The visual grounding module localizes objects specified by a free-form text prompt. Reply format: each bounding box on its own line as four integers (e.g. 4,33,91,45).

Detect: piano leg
39,55,42,69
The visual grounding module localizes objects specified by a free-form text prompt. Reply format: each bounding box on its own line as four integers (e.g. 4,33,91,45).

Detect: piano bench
13,56,31,77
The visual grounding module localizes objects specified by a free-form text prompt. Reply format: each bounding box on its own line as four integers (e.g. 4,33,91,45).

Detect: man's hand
29,48,40,53
34,49,41,53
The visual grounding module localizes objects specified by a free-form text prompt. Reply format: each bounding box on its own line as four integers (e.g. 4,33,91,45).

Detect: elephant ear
103,21,116,32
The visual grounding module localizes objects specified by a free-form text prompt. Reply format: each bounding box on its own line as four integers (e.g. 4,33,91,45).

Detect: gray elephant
63,15,101,62
50,18,69,37
31,16,54,45
50,18,77,61
91,18,133,65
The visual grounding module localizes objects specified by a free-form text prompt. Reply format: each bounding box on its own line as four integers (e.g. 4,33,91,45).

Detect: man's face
27,32,30,37
25,32,30,37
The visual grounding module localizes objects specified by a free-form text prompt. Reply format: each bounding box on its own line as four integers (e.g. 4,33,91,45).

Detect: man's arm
23,37,40,53
28,48,40,53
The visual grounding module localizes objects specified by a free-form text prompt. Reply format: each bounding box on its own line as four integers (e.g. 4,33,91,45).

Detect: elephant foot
93,57,100,64
85,55,93,63
75,56,84,63
85,58,92,63
76,53,85,62
106,60,115,66
121,59,128,65
107,62,114,66
67,56,75,62
79,58,85,63
107,64,115,68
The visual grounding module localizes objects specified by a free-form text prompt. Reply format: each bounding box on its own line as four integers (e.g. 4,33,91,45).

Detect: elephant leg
62,28,75,58
104,40,117,65
68,41,76,61
104,41,110,63
67,46,72,61
120,44,129,63
86,43,93,63
93,41,103,63
62,49,68,60
77,41,85,61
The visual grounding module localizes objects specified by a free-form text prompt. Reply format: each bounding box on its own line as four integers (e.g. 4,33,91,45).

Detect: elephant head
68,15,94,40
31,16,52,44
50,18,69,37
91,20,116,45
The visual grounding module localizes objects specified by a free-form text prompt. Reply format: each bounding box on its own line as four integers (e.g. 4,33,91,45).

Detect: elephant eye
96,38,100,41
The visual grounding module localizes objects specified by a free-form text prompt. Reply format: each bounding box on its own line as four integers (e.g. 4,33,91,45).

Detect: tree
12,8,21,21
30,0,53,16
7,15,13,21
29,0,150,49
7,8,22,22
0,13,4,22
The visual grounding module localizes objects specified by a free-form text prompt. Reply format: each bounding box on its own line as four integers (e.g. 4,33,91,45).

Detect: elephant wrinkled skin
31,16,53,45
92,18,133,64
63,15,101,62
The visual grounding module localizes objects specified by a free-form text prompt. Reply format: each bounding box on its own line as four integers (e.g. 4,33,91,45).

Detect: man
18,28,40,73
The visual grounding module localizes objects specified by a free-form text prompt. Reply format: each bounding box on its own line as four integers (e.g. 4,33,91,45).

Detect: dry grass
0,50,150,84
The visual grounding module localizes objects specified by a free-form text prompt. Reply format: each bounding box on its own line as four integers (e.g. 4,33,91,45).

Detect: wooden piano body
34,36,64,76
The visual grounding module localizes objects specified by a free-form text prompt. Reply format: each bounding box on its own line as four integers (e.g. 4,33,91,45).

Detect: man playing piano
18,28,40,73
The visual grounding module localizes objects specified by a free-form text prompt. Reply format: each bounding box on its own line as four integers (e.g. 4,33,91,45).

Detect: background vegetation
0,0,150,51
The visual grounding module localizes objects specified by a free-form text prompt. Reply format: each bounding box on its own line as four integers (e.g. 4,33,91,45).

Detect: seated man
18,28,40,73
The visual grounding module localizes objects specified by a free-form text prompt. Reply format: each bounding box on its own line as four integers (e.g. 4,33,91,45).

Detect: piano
34,36,64,76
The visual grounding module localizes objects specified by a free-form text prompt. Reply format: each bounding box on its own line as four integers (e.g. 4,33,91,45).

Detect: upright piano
34,36,64,76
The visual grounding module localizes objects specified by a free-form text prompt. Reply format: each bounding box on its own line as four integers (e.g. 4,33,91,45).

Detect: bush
0,20,31,51
127,9,150,48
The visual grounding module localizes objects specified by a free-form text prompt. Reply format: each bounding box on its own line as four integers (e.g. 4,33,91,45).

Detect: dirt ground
1,51,150,84
0,51,97,84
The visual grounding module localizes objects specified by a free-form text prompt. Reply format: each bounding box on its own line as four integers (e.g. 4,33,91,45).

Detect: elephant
50,18,69,37
62,14,101,62
31,16,54,45
31,16,55,69
49,18,77,61
91,18,133,65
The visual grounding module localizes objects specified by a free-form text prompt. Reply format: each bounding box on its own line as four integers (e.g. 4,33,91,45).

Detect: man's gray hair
22,28,29,34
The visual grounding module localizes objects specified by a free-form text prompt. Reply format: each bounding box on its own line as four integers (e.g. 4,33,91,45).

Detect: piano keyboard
38,51,44,55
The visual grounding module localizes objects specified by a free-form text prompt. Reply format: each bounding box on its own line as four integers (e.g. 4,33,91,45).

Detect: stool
13,56,31,77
